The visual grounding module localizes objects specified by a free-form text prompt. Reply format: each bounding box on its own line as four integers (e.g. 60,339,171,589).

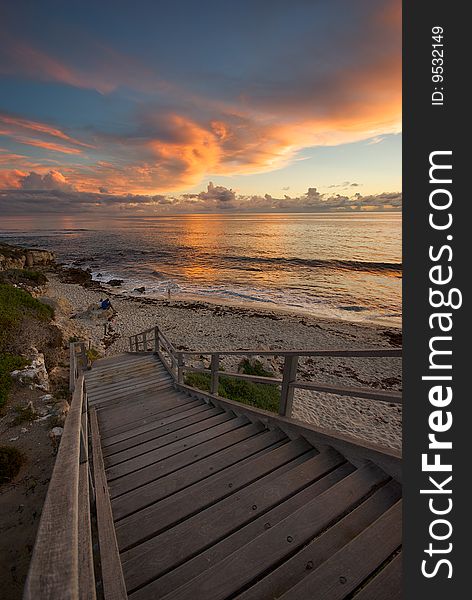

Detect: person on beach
100,298,111,310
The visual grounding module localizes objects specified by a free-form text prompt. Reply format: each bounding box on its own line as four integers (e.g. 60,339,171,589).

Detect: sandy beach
42,273,402,450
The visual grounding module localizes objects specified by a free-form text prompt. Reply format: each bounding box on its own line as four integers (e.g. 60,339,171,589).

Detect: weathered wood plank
123,448,342,592
103,405,223,457
98,395,195,433
78,461,96,600
235,480,401,600
131,463,355,600
112,429,287,521
102,402,209,449
86,364,168,386
179,348,402,358
98,389,189,417
23,376,85,600
107,415,249,481
89,408,127,600
119,439,313,558
115,431,306,550
155,464,390,600
109,418,259,498
90,354,153,369
278,501,402,600
85,358,162,379
99,397,203,439
86,368,168,392
90,384,175,410
292,381,402,404
88,377,172,402
106,410,232,467
352,552,402,600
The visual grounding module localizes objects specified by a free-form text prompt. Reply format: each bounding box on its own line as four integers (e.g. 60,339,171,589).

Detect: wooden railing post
79,342,88,372
69,343,76,392
210,354,220,395
154,326,159,352
177,353,184,384
279,354,299,417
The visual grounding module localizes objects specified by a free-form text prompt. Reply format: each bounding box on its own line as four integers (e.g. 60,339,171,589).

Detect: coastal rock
11,348,50,391
134,286,146,293
59,267,93,286
107,279,124,287
0,242,55,271
25,249,55,268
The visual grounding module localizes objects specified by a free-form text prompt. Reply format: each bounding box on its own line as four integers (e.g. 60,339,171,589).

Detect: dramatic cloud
19,170,75,191
0,112,91,156
0,177,401,216
0,0,401,197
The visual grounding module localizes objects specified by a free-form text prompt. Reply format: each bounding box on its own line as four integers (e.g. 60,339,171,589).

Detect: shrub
185,358,280,413
86,346,101,362
238,358,274,378
0,446,25,484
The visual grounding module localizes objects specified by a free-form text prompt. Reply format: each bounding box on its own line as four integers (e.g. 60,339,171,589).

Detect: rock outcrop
0,243,55,271
10,348,50,392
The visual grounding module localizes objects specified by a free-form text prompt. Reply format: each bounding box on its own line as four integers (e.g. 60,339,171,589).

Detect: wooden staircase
85,352,402,600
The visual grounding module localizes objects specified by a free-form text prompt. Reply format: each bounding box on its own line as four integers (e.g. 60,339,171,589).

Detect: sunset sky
0,0,401,215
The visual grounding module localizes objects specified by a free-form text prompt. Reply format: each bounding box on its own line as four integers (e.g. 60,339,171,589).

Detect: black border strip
404,2,467,597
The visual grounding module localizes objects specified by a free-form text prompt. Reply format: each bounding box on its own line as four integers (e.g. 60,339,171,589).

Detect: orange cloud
0,169,26,188
0,114,94,148
0,2,401,196
0,131,84,155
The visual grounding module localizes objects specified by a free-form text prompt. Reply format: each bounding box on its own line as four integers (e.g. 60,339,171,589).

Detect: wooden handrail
176,348,402,358
25,342,96,599
128,325,402,416
24,376,87,599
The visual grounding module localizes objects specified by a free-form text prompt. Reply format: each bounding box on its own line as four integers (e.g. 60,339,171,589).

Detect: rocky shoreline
0,241,403,450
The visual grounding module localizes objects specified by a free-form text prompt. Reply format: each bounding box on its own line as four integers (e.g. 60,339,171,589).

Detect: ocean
0,212,402,326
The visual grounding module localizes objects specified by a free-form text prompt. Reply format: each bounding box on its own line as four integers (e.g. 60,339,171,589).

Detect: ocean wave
218,255,402,275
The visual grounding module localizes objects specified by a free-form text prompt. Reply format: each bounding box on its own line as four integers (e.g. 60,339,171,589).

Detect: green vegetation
0,269,48,287
238,358,274,378
0,283,54,350
0,283,55,407
0,446,25,484
0,354,27,409
86,346,101,362
185,359,280,413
